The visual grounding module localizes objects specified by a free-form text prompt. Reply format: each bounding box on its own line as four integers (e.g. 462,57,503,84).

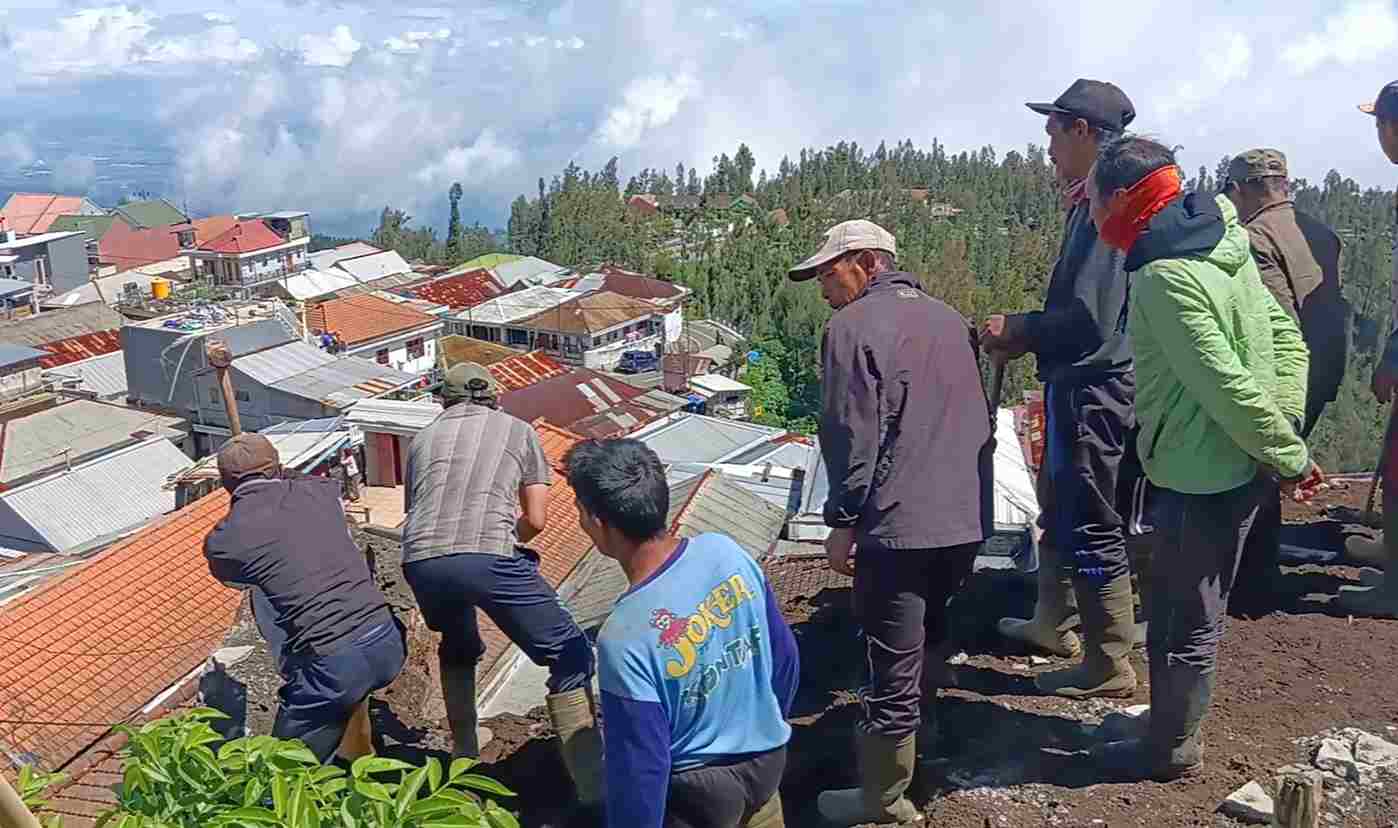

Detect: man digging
790,220,993,825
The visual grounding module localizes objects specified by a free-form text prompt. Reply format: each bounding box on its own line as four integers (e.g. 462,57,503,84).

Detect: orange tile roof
0,194,93,235
306,293,440,347
35,330,123,368
408,268,504,310
0,491,240,769
198,219,286,254
488,351,569,391
190,215,238,245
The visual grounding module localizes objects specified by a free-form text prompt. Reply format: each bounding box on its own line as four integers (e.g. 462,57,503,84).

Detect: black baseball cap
1359,81,1398,120
1027,79,1136,132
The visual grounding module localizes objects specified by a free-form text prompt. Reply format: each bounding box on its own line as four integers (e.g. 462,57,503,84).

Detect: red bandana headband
1098,165,1183,251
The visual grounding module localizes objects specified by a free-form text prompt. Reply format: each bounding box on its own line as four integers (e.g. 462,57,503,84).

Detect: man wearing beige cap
1340,83,1398,617
790,220,992,826
400,362,603,810
203,433,405,763
1223,148,1345,615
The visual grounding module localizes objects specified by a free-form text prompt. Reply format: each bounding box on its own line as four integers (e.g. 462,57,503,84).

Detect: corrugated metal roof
631,413,784,464
666,461,804,513
234,341,337,386
0,399,188,485
344,398,443,433
220,316,298,357
269,355,415,408
42,351,128,399
0,344,47,369
275,268,360,301
0,303,123,348
331,251,413,282
724,438,815,468
453,286,579,326
689,373,750,393
0,438,191,554
491,256,568,287
308,242,382,272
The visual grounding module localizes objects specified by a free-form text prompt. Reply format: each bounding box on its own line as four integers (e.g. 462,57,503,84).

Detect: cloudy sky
0,0,1395,235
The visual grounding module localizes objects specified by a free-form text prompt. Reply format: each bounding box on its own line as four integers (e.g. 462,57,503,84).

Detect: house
630,413,785,464
552,265,687,343
446,254,571,289
328,250,413,283
190,339,417,436
0,277,34,313
512,290,665,370
50,213,183,274
343,398,443,487
0,301,124,368
305,293,443,376
110,198,189,230
483,466,787,716
308,241,382,272
0,437,194,554
0,398,190,489
41,350,128,401
0,490,241,774
264,268,361,303
0,229,90,298
170,215,238,250
187,214,312,297
0,344,47,400
0,193,105,236
165,416,358,505
688,373,752,419
445,285,578,345
45,267,174,310
436,336,569,391
498,368,685,438
407,268,505,311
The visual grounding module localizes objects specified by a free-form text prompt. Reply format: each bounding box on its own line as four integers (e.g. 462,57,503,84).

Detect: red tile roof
0,194,94,235
35,330,123,368
592,265,686,301
100,222,181,271
488,351,569,391
0,491,240,769
305,293,439,347
499,368,647,430
198,219,287,254
189,215,238,245
477,422,592,684
408,269,505,310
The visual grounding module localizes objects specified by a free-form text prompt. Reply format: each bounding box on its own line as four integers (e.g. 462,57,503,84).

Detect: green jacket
1127,193,1309,495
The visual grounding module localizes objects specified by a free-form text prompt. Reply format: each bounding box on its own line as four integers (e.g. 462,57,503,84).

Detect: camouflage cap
1227,149,1287,185
442,361,499,403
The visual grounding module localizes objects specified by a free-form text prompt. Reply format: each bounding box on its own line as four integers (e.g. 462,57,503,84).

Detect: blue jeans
274,618,406,762
404,551,593,693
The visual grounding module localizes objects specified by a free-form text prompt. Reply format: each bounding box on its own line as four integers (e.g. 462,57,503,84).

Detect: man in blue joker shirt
564,438,798,828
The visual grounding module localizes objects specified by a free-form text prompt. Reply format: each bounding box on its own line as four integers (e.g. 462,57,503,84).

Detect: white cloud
203,12,234,25
383,28,451,53
299,25,361,67
10,5,154,76
1284,1,1398,75
0,132,35,169
555,36,585,49
415,129,520,185
147,25,260,64
595,72,701,148
720,23,755,41
54,154,97,191
1158,31,1251,119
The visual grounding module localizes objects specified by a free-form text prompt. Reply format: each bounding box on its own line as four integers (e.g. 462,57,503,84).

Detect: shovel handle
1365,400,1397,518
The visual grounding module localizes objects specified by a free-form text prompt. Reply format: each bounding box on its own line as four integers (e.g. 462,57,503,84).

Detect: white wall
582,333,662,371
0,365,44,400
347,327,440,376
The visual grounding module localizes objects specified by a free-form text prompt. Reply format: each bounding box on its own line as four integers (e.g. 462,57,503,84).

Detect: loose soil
218,511,1398,827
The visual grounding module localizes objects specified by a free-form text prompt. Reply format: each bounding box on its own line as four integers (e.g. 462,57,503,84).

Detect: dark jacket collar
1124,191,1226,272
855,270,921,302
1243,198,1295,224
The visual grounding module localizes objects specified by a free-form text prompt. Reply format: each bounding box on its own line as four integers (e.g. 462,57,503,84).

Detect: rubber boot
546,687,605,807
1346,534,1388,568
1035,573,1137,699
439,657,491,759
817,729,923,826
997,542,1082,658
1339,494,1398,618
1092,663,1207,781
746,792,785,828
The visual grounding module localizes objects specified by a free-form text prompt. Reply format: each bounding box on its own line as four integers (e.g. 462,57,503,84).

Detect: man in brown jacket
1224,149,1345,614
790,219,993,826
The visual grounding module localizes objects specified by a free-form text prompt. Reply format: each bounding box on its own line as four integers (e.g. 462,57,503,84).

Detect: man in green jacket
1084,135,1323,781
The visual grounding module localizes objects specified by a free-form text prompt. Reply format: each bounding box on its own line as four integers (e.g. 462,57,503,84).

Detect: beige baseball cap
787,220,897,282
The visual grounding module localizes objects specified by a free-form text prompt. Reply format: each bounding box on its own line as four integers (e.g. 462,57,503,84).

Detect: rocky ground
208,487,1398,827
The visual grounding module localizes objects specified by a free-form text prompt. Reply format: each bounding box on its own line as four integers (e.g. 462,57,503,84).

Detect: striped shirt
401,403,551,564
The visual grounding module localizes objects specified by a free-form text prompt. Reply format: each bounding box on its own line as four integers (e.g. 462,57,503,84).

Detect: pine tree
445,182,464,262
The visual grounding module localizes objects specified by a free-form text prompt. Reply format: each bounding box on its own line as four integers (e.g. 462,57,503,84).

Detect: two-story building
446,285,579,346
513,290,664,371
186,212,311,297
550,265,687,344
306,293,443,377
0,229,91,299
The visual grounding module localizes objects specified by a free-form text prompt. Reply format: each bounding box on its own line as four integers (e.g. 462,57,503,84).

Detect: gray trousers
1145,477,1263,752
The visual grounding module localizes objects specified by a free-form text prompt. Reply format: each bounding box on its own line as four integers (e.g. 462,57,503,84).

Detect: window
407,338,425,359
507,328,530,346
235,390,251,402
375,348,390,365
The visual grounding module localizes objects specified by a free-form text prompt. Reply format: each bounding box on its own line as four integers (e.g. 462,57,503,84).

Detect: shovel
1362,400,1397,528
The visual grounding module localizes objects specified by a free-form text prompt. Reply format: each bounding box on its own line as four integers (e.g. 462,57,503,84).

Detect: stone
1353,732,1398,768
1218,781,1274,824
210,645,255,667
948,652,969,666
1315,737,1358,781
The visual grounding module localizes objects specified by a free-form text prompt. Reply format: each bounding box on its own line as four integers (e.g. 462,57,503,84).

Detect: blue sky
0,0,1395,235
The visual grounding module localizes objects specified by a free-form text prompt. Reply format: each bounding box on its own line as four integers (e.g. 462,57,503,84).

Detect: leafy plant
94,709,518,828
15,764,67,828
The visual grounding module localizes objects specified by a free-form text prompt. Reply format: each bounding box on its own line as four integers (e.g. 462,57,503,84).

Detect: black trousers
405,550,594,693
1041,376,1136,582
853,543,979,738
666,747,786,828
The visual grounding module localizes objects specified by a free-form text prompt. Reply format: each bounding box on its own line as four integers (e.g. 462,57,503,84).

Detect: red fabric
1097,165,1183,251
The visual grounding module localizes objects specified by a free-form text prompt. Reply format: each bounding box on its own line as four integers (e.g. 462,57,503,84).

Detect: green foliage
309,234,358,253
91,709,517,828
16,763,67,828
371,205,504,267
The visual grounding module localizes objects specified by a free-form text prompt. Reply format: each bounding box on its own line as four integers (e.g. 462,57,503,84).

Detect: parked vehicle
617,350,659,374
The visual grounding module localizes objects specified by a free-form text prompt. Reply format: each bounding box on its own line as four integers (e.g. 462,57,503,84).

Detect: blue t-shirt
597,533,794,769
